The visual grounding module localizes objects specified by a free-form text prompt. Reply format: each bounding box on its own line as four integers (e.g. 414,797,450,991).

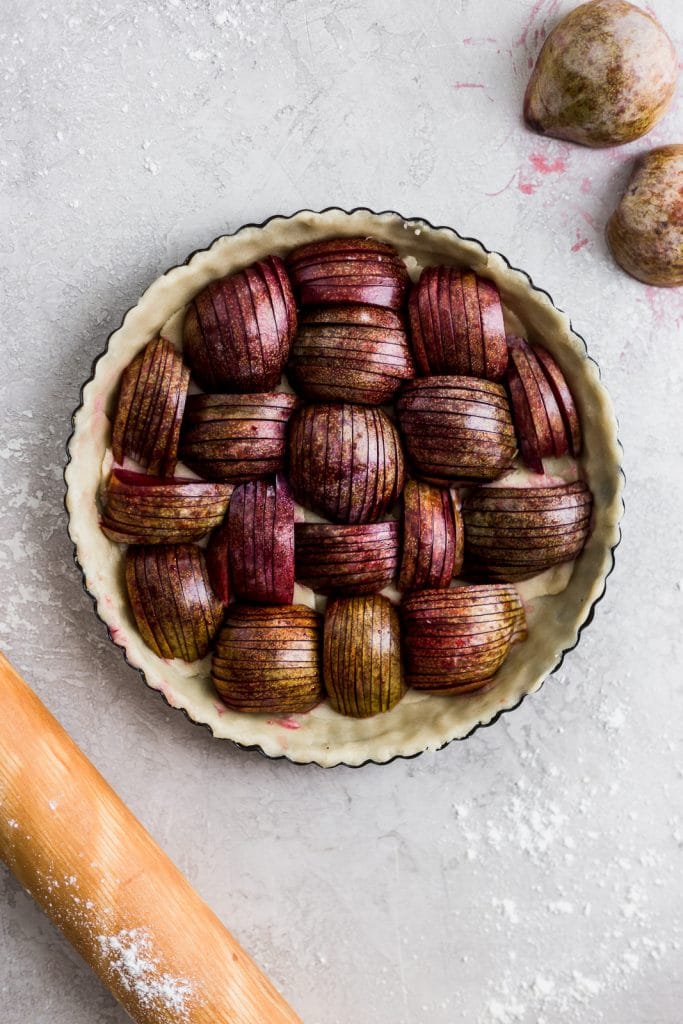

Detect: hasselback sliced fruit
401,585,527,694
111,337,190,475
462,481,592,581
212,604,322,713
408,267,507,380
125,544,223,661
396,376,516,483
228,474,295,604
323,595,405,717
295,522,399,596
103,235,592,724
287,237,409,310
507,335,581,473
398,480,463,590
101,469,232,545
179,392,298,482
182,255,297,392
287,304,414,405
288,403,406,523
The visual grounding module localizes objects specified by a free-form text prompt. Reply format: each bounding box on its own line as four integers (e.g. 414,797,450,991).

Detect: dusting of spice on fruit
100,238,593,718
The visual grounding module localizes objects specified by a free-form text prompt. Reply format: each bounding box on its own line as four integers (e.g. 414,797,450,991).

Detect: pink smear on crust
580,177,592,195
571,238,589,253
94,395,104,414
530,152,566,175
213,700,228,716
267,717,301,730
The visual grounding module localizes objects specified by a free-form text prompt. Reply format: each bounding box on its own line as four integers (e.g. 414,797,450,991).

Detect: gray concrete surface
1,1,682,1021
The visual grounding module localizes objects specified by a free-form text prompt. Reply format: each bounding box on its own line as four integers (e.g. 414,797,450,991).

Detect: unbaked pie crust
65,209,624,767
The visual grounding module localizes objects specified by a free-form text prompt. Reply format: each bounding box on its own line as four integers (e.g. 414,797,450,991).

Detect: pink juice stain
515,0,546,47
268,717,301,730
643,286,683,328
571,237,589,253
529,152,567,175
515,0,561,48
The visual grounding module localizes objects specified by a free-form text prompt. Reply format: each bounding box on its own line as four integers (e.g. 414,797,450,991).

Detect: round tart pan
65,208,624,768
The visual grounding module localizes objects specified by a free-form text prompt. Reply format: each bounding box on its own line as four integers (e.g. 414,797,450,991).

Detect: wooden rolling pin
0,651,302,1024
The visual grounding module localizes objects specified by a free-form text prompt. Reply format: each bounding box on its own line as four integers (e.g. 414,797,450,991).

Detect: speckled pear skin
607,145,683,287
524,0,678,148
323,595,405,718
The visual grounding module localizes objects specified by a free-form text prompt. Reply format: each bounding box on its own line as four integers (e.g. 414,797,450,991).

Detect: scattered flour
493,898,519,924
97,928,195,1020
599,701,627,732
486,997,526,1022
547,900,574,915
143,157,160,176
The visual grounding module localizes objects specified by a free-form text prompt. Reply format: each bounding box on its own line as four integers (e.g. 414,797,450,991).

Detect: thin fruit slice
534,345,582,455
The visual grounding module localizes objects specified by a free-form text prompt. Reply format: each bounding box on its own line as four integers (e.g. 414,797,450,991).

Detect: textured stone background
1,1,682,1021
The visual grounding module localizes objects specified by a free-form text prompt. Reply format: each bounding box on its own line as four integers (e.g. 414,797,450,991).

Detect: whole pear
524,0,678,148
607,145,683,287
